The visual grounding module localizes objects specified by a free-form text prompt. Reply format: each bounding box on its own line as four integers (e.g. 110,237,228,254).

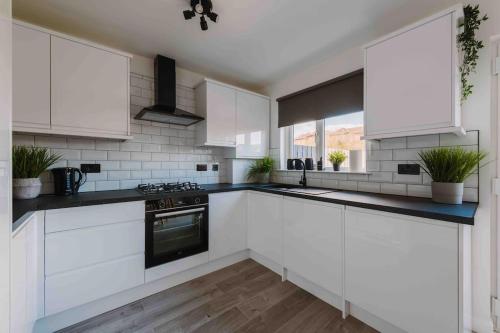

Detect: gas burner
137,182,202,195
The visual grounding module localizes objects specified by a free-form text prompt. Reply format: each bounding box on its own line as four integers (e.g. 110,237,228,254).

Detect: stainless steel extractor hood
134,55,204,126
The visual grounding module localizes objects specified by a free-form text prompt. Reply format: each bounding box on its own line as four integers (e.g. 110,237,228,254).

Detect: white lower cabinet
344,207,461,333
44,202,145,315
11,212,44,333
247,191,283,266
209,191,247,261
283,197,343,296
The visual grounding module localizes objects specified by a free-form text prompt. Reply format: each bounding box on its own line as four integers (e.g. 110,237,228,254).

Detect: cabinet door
345,207,458,333
13,24,50,130
45,254,144,315
283,197,343,295
247,191,282,265
11,226,27,333
235,91,269,158
51,36,129,136
365,13,454,137
209,192,247,261
206,82,236,146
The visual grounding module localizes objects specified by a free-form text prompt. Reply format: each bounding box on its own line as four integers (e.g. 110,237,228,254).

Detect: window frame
282,115,365,171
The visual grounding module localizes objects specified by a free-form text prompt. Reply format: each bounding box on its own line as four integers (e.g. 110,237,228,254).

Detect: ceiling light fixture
182,0,218,31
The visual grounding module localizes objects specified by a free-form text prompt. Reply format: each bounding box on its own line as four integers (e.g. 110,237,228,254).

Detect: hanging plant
457,4,488,103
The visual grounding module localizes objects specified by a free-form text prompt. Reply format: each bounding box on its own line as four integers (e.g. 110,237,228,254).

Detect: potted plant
247,156,274,183
328,151,347,171
12,146,61,199
418,147,486,204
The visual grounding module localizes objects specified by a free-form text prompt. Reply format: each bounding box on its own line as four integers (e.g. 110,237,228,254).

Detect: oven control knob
158,200,166,209
194,197,201,204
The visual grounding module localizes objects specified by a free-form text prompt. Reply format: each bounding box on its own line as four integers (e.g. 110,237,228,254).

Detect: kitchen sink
271,187,336,195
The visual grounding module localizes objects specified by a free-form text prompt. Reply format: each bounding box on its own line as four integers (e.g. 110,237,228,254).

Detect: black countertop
13,183,478,231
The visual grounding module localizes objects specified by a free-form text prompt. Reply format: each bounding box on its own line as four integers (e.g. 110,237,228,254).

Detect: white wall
264,1,500,331
0,0,11,331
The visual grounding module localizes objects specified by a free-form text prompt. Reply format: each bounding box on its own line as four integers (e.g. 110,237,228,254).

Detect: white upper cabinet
230,91,270,158
13,24,51,130
196,80,237,147
363,6,463,140
12,21,132,140
51,36,130,138
196,79,270,154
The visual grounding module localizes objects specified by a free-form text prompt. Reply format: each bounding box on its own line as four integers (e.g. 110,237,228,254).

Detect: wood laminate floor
58,259,378,333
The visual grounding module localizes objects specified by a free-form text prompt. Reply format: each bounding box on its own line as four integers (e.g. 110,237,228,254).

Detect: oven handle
154,207,206,218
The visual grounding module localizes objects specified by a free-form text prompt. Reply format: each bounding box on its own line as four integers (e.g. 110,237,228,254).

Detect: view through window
324,111,365,170
292,121,317,161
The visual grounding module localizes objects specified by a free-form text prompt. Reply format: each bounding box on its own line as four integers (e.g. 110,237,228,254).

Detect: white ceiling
13,0,457,90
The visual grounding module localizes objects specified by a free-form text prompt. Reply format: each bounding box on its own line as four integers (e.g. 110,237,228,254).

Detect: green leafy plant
418,147,486,183
247,156,275,180
457,4,488,103
12,146,61,179
328,151,347,166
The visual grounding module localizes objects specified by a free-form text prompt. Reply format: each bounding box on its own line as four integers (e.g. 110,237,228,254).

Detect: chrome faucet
292,159,307,188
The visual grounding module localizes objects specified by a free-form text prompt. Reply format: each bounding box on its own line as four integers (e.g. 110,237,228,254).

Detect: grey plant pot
13,178,42,200
255,173,270,184
431,182,464,204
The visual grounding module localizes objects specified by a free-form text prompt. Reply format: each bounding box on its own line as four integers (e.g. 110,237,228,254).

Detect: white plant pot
431,182,464,204
13,178,42,200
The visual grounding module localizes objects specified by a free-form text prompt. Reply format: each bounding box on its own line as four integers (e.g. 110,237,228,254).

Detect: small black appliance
51,167,84,196
287,159,295,170
305,158,314,170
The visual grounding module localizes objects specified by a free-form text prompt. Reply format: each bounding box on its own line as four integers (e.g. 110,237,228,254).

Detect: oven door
145,204,208,269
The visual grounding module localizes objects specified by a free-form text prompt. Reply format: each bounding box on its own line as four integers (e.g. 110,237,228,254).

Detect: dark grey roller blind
277,69,363,128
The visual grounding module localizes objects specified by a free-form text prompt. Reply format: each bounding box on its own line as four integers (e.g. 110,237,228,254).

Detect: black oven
145,194,208,269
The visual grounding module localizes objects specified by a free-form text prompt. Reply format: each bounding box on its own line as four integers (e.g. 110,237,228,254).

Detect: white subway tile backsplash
358,182,380,193
142,161,162,170
131,170,151,179
120,142,142,152
68,138,95,150
367,150,392,161
368,172,393,183
380,137,406,150
82,150,107,160
338,181,358,191
407,135,439,148
152,170,170,178
440,131,478,146
35,136,67,148
120,161,142,170
407,185,432,198
151,153,170,161
120,180,142,190
272,130,479,202
99,161,121,170
86,172,108,181
380,161,400,172
108,171,131,181
95,140,120,151
108,151,131,161
392,148,421,161
393,173,422,184
96,181,120,191
142,126,161,135
52,149,81,160
131,152,151,161
13,134,35,146
142,143,162,153
381,183,407,196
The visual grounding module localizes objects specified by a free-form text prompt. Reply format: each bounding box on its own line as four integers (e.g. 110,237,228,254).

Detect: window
292,121,316,160
324,111,365,170
285,112,365,171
